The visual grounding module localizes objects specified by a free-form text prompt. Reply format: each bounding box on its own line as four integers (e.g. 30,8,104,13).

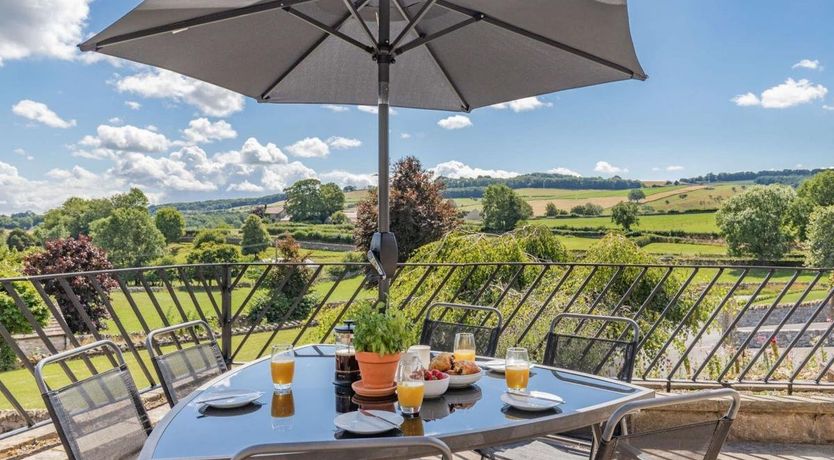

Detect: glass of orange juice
505,347,530,391
396,354,425,416
271,344,295,392
454,332,476,362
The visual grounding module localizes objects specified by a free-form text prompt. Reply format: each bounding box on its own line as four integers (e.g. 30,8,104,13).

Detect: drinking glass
271,344,295,392
505,347,530,391
453,332,476,362
396,353,425,416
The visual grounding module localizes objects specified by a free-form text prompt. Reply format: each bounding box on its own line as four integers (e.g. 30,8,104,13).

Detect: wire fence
1,261,833,435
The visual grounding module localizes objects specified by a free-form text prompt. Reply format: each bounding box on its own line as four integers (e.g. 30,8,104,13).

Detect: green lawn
642,242,727,255
535,212,719,234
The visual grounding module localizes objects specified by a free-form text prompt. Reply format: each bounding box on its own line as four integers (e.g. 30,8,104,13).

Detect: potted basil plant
353,300,412,389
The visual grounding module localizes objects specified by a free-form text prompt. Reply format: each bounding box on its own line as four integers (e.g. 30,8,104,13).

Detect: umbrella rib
390,0,437,50
261,1,371,101
394,15,481,56
284,7,375,54
435,0,647,80
392,0,470,112
81,0,317,51
341,0,378,51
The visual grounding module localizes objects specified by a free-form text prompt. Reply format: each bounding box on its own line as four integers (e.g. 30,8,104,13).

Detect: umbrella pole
373,0,397,306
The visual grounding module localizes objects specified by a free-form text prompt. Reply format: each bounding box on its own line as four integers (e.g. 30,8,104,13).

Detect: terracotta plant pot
356,351,401,389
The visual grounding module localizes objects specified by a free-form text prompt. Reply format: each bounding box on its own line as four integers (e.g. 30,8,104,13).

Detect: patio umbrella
80,0,646,300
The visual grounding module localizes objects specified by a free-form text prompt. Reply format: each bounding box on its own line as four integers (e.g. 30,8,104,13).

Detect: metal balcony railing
0,261,833,435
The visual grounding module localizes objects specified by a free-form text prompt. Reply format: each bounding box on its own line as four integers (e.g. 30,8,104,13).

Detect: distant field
535,212,719,234
642,242,727,255
646,184,743,212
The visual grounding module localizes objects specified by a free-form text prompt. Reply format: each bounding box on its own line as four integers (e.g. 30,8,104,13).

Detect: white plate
501,391,564,412
334,410,404,434
195,390,263,409
480,360,506,373
448,371,483,388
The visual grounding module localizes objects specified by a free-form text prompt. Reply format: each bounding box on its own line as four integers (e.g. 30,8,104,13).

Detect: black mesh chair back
595,389,740,460
419,303,503,358
34,340,152,460
232,436,453,460
146,320,227,407
543,313,639,382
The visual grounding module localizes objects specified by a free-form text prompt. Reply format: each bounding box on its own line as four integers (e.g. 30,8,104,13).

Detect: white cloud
437,115,473,130
731,92,761,107
11,100,76,128
822,104,834,111
286,137,330,158
125,101,142,110
323,104,349,112
227,180,264,193
319,170,376,188
0,162,124,213
108,117,124,125
0,0,90,66
75,124,171,158
261,162,317,191
181,118,237,144
793,59,820,70
547,167,581,177
490,96,552,112
13,148,33,160
431,160,519,179
114,69,245,117
110,152,217,192
594,161,628,175
666,165,684,171
400,132,412,139
237,137,288,165
733,78,828,109
326,136,362,150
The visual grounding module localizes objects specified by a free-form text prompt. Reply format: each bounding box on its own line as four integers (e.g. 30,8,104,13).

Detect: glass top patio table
140,344,653,459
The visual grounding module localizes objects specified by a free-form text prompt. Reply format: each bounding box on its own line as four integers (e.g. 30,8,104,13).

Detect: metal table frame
140,344,654,459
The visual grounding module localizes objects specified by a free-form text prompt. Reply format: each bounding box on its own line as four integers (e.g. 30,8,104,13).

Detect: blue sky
1,1,833,214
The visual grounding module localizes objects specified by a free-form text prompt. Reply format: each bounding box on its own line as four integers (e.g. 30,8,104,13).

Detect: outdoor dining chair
543,312,640,383
232,436,453,460
419,302,503,358
491,388,740,460
34,339,152,460
146,319,227,407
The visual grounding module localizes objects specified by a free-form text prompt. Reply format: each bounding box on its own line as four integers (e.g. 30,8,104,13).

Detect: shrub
0,265,49,370
805,206,834,267
247,234,317,324
23,236,116,333
240,215,270,255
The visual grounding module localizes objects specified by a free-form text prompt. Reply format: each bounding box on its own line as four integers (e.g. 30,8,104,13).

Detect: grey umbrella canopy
81,0,645,299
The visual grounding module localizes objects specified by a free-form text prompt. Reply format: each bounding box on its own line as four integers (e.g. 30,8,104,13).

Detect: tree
241,215,270,255
627,189,646,203
43,196,113,238
329,211,349,224
6,229,37,251
354,156,459,260
611,202,640,231
111,187,150,209
193,228,230,248
716,185,796,260
805,206,834,267
481,184,532,232
248,233,316,323
798,170,834,207
154,207,185,244
23,236,117,333
0,263,49,370
570,203,603,216
544,202,559,217
285,179,345,223
186,243,241,264
91,208,166,268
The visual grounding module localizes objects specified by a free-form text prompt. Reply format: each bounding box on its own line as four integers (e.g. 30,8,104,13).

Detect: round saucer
351,379,396,398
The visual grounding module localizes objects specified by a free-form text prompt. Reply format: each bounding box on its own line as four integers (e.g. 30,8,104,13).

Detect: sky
1,1,833,214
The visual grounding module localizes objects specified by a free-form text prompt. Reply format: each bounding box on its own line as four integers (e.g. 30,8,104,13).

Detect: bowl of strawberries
422,369,450,398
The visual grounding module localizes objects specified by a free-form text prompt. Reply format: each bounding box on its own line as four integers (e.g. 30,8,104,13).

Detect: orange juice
271,359,294,386
505,365,530,390
454,349,476,362
397,381,425,410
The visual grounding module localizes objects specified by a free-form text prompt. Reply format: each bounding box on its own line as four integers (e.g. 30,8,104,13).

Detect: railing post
220,264,233,364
